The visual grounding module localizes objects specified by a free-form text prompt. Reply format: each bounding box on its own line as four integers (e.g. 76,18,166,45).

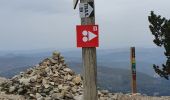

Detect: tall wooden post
80,0,97,100
130,47,137,94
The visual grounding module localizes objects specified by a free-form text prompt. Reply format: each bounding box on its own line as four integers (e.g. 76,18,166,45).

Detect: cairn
0,51,126,100
0,51,83,100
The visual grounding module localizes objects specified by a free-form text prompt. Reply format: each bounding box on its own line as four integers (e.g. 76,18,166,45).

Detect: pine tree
148,11,170,80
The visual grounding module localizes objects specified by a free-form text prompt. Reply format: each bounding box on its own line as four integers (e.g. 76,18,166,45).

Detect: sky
0,0,170,51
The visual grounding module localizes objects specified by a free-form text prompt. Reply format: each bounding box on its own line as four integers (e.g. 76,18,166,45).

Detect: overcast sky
0,0,170,51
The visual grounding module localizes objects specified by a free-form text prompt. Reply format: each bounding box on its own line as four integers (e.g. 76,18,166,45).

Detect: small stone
44,84,50,88
51,93,63,99
65,93,73,98
111,93,119,99
100,97,108,100
44,97,52,100
49,82,55,85
42,79,48,85
30,94,36,98
9,86,16,93
63,68,72,72
36,93,42,99
58,84,63,90
49,58,58,64
30,78,36,83
52,51,60,59
63,86,70,91
53,88,59,92
72,75,82,85
17,88,24,94
74,95,83,100
53,51,60,56
53,73,59,77
101,90,109,95
19,78,30,86
67,74,73,81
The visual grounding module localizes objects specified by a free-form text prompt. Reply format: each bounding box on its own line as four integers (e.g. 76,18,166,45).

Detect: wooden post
130,47,137,94
80,0,97,100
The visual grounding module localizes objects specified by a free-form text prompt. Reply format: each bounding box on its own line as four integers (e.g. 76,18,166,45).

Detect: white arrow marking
88,31,97,41
87,3,93,17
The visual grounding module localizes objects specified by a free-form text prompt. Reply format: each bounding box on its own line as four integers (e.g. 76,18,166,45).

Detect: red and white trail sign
76,25,99,47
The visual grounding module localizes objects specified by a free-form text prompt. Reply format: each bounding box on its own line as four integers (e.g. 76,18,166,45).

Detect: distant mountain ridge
0,48,169,96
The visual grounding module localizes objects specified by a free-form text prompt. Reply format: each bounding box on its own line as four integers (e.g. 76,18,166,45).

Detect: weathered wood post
81,0,97,100
130,47,137,94
73,0,97,100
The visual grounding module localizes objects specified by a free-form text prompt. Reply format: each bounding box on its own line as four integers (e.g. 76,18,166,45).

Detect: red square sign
76,25,99,47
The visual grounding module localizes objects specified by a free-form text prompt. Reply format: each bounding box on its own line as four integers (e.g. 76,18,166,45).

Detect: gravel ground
1,73,170,100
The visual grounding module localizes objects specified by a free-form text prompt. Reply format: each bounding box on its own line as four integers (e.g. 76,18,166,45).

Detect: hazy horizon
0,46,164,52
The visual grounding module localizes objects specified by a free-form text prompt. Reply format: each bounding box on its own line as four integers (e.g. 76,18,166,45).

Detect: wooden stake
130,47,137,94
80,0,97,100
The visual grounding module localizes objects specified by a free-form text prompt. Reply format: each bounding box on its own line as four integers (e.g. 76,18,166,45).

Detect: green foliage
148,11,170,80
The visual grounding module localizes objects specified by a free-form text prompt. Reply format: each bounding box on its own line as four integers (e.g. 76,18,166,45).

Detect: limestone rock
9,86,16,93
72,75,82,85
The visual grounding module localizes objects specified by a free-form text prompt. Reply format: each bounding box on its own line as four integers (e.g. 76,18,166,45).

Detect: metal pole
130,47,137,94
80,0,97,100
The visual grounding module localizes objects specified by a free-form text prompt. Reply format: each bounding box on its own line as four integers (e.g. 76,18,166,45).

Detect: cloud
0,0,170,50
0,0,72,14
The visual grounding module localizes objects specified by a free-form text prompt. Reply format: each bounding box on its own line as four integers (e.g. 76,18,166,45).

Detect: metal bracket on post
73,0,79,9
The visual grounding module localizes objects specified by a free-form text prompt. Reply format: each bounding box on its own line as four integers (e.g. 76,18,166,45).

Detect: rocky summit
0,51,170,100
0,51,84,100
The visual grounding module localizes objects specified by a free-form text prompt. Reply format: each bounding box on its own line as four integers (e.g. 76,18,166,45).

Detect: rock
9,86,16,93
19,78,30,86
101,90,109,95
49,58,58,64
44,97,51,100
53,88,59,93
67,74,73,81
63,86,70,91
53,73,59,77
65,92,73,99
53,51,60,57
51,93,64,99
29,94,36,98
58,84,63,90
49,82,55,86
44,84,50,89
74,95,83,100
36,93,42,99
111,93,119,99
42,79,48,84
30,76,37,83
100,97,108,100
17,88,24,94
63,68,72,72
72,75,82,85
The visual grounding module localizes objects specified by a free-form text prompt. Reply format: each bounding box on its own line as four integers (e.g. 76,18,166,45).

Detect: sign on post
74,0,98,99
76,25,99,47
79,2,94,18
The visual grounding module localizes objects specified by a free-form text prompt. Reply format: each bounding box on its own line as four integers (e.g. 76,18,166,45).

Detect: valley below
0,48,170,99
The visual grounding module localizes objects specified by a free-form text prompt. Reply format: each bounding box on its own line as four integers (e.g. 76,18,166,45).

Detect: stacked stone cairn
0,51,124,100
0,51,83,100
0,52,170,100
